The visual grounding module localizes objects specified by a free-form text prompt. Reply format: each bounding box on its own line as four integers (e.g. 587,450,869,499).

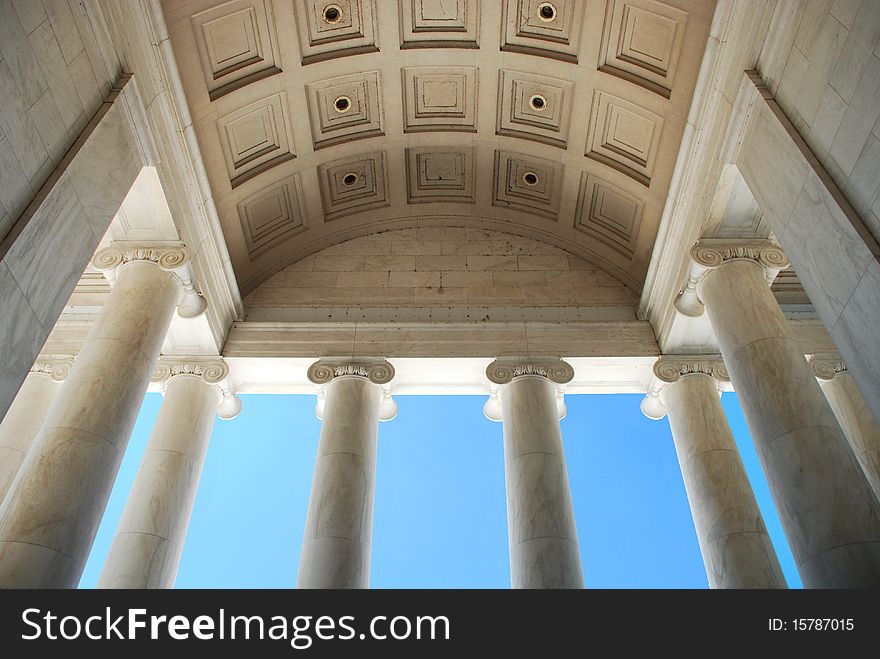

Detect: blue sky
79,391,802,589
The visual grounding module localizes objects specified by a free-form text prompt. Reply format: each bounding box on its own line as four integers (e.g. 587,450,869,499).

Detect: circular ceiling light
522,171,539,186
537,3,557,22
334,95,352,113
323,4,342,23
342,172,359,187
529,94,547,111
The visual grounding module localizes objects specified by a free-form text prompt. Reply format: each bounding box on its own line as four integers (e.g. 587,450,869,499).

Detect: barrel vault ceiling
162,0,714,295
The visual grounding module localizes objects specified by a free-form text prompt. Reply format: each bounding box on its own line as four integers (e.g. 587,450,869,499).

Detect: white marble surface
662,373,786,588
819,371,880,504
0,372,62,507
297,375,380,589
501,375,583,589
701,258,880,587
99,374,219,588
0,260,179,588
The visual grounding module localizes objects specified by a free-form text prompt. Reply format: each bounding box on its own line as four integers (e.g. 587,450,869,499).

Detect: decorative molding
405,147,475,204
496,69,573,148
809,354,847,382
500,0,584,63
30,357,74,382
294,0,379,64
306,71,384,149
598,0,688,98
398,0,480,49
486,358,574,385
307,358,395,385
401,66,478,133
190,0,282,100
92,242,208,318
674,240,790,318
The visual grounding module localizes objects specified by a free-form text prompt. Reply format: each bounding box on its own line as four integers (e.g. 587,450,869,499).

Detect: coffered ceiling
162,0,714,295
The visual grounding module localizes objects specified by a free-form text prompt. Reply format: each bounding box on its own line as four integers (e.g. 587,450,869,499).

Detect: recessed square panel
399,0,480,49
585,90,663,186
217,92,295,188
238,175,307,258
306,71,384,149
493,150,562,219
599,0,688,98
497,70,572,148
574,173,643,261
318,152,389,220
191,0,282,100
295,0,379,64
406,147,475,203
501,0,584,63
402,67,478,133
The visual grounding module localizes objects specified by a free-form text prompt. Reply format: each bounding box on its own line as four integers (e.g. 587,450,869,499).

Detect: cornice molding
809,354,847,381
485,358,575,385
92,242,207,318
30,357,75,382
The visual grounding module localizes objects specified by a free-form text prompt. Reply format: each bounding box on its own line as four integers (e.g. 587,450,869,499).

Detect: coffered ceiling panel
191,0,282,99
399,0,480,49
163,0,715,296
402,66,478,133
406,147,476,204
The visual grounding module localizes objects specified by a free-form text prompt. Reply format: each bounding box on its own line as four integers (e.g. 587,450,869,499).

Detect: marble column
485,358,583,589
642,356,786,589
810,355,880,504
683,240,880,588
0,358,72,506
98,360,241,589
0,243,205,588
297,359,396,589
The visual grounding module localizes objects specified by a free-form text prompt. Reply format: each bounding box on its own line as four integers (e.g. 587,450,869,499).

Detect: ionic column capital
674,239,790,317
809,354,848,381
641,355,729,420
307,359,397,422
29,356,74,382
484,358,573,422
151,358,241,420
92,242,207,318
485,357,575,385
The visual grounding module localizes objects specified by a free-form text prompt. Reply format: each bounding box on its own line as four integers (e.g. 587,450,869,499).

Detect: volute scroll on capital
809,354,848,381
485,358,575,385
653,356,730,384
30,357,75,382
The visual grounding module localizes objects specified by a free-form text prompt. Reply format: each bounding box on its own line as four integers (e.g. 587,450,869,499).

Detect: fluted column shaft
813,364,880,504
0,259,180,588
500,374,583,589
98,373,221,588
298,370,385,589
0,364,68,506
661,372,786,588
700,258,880,587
